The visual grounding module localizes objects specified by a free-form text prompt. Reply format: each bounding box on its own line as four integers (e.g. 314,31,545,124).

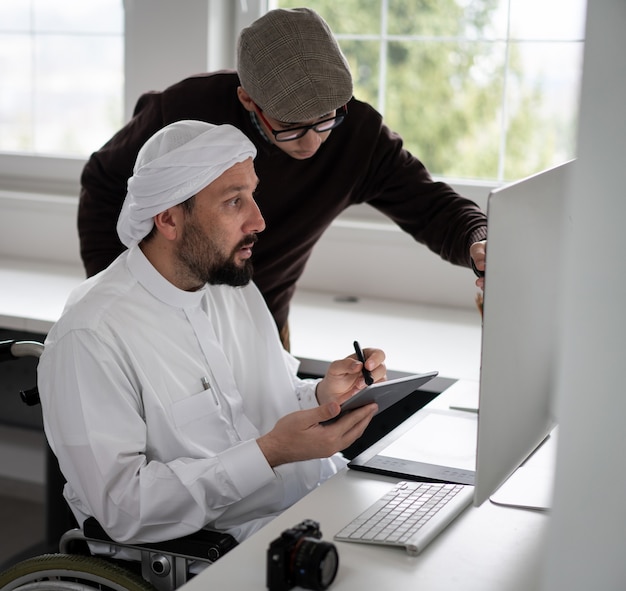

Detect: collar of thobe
126,244,206,310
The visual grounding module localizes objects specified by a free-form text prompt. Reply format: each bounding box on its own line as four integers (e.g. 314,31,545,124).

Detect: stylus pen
353,340,374,386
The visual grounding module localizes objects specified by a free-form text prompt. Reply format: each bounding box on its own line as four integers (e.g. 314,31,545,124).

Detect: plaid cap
237,8,353,122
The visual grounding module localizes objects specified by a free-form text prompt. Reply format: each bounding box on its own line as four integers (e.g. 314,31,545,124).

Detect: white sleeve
281,347,322,410
294,378,322,409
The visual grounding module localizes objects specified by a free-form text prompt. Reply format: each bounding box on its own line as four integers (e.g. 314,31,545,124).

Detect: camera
266,519,339,591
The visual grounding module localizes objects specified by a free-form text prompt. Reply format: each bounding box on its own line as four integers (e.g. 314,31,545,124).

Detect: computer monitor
473,160,573,507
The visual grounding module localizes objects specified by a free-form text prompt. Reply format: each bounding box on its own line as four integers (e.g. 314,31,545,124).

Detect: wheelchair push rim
0,554,155,591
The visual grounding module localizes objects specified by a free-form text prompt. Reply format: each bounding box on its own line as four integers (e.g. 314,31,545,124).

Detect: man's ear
237,86,255,112
153,207,180,241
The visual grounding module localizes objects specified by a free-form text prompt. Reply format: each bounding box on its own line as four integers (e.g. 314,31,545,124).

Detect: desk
290,290,482,381
0,258,84,334
181,386,549,591
182,470,548,591
181,470,547,591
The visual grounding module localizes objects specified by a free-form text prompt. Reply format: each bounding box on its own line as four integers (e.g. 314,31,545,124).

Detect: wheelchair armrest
83,516,238,562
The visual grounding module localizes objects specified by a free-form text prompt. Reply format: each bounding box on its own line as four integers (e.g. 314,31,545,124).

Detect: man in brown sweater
78,7,487,348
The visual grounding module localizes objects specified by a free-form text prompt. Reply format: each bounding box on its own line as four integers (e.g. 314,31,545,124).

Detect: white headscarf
117,120,257,247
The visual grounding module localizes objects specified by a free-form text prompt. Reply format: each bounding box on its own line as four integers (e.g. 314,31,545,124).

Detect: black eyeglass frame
254,104,348,142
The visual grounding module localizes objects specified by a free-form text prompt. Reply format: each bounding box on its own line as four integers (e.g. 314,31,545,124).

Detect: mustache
237,233,259,249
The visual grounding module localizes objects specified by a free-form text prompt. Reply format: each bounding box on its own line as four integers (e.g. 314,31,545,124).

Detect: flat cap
237,8,353,122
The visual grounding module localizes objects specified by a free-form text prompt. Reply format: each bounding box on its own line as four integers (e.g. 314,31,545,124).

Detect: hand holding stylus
314,344,386,408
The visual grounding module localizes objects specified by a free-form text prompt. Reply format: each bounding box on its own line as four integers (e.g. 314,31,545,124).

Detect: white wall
124,0,212,120
541,1,626,589
124,0,266,118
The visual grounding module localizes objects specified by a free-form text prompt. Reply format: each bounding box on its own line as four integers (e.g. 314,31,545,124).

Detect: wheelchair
0,339,237,591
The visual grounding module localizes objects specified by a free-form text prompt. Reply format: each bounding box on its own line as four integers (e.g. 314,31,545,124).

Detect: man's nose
298,128,322,149
246,201,265,234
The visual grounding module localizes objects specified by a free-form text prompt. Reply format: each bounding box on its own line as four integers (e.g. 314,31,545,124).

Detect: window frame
0,1,265,195
0,0,500,200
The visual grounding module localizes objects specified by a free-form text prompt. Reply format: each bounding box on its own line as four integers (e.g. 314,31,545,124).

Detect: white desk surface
181,383,548,591
0,258,85,334
289,290,482,381
182,470,548,591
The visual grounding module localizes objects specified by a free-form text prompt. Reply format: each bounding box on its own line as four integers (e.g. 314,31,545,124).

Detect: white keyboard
334,480,474,556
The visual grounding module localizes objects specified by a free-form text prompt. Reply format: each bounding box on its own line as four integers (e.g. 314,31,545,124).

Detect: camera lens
292,537,339,590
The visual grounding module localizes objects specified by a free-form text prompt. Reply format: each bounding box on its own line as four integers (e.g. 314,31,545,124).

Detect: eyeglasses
254,104,347,142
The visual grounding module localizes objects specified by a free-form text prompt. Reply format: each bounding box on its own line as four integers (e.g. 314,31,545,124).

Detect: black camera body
267,519,339,591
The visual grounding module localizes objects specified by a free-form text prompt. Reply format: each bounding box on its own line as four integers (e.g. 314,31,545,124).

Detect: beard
176,216,256,287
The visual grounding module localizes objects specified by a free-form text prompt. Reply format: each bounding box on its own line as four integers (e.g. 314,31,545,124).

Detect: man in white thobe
38,120,384,551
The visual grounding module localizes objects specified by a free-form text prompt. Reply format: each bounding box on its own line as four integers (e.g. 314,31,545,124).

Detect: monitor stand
489,429,558,511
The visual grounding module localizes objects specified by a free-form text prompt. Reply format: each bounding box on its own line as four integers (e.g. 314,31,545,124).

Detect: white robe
38,245,346,547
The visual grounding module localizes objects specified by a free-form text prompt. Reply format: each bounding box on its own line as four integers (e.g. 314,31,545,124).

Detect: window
0,0,123,157
1,0,585,184
269,0,586,182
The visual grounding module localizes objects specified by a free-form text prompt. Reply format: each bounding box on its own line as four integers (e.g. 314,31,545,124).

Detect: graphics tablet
348,406,477,485
322,371,438,425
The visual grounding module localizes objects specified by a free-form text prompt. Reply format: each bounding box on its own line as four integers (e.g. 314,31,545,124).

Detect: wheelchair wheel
0,554,156,591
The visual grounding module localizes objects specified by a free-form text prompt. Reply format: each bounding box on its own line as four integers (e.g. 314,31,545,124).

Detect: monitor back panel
474,160,572,506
